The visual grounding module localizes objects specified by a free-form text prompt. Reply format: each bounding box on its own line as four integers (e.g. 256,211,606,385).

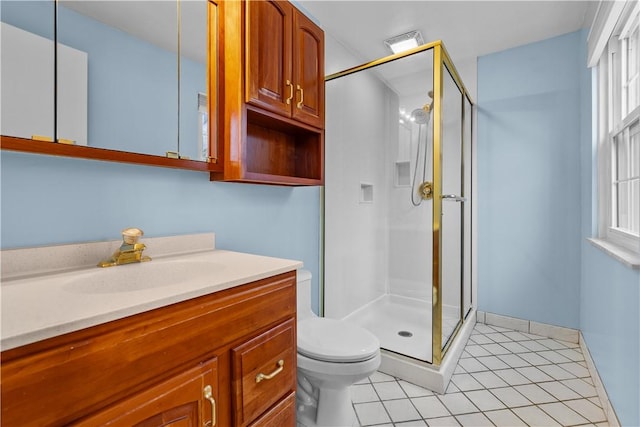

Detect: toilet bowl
296,270,381,427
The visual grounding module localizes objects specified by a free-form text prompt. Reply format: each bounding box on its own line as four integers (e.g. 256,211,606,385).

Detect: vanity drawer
250,391,296,427
232,318,296,426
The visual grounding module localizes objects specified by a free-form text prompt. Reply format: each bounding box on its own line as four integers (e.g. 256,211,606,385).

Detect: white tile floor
351,323,609,426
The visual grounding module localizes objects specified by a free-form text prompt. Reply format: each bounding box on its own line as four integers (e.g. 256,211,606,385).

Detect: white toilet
296,270,381,427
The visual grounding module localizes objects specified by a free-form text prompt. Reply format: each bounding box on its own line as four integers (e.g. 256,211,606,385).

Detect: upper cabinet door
246,0,293,117
292,11,324,129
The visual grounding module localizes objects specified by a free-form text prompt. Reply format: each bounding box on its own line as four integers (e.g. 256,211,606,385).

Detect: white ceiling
300,0,597,95
300,1,596,63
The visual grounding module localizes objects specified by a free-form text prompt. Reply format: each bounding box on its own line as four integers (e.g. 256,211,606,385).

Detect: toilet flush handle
255,359,284,383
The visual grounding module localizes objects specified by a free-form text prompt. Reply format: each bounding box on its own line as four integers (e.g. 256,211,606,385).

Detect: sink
64,259,222,294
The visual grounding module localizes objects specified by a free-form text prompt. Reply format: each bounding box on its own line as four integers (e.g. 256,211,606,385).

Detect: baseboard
477,311,579,343
477,311,620,426
579,332,621,427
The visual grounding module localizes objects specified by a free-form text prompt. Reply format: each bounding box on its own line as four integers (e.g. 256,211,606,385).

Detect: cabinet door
291,10,324,129
74,358,218,427
246,0,293,117
1,22,87,145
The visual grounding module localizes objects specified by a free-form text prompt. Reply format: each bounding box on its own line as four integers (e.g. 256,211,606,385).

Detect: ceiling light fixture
384,30,424,54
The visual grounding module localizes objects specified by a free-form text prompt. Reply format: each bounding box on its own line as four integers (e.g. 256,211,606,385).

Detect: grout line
352,325,609,427
398,380,437,424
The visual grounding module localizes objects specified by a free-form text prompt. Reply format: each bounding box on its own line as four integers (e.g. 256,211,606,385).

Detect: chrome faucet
98,228,151,267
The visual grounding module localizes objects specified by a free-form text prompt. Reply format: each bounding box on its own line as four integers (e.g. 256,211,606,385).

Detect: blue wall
578,50,640,427
479,30,640,426
581,245,639,425
0,151,322,313
478,31,584,329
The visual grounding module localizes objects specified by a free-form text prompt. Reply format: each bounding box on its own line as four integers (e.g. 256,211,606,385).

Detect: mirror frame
1,0,220,173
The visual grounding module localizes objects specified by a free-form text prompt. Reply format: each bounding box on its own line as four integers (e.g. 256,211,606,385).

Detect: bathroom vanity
1,236,301,426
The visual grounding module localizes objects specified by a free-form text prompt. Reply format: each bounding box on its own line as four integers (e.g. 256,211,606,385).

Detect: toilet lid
297,318,379,362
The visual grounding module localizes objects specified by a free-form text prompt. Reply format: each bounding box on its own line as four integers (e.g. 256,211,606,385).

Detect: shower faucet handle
419,182,433,200
442,194,466,202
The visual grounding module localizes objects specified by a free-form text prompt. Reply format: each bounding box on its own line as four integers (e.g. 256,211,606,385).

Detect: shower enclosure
323,41,473,390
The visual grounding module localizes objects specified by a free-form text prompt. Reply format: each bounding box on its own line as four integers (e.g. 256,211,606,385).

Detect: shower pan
322,41,474,392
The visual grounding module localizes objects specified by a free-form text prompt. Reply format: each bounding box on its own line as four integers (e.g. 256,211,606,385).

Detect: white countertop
1,249,302,351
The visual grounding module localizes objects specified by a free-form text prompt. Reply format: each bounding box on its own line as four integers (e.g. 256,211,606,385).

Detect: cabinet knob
296,85,304,109
286,80,294,105
203,385,216,427
255,359,284,383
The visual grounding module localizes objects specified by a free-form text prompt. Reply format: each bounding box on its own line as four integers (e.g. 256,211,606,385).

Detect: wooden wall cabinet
2,0,323,186
0,271,297,427
246,0,324,129
212,0,324,186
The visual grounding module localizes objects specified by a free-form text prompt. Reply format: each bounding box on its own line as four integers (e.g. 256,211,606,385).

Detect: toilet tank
296,269,315,320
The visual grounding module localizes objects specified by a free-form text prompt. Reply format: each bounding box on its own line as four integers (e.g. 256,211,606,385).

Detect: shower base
344,294,434,361
344,294,475,393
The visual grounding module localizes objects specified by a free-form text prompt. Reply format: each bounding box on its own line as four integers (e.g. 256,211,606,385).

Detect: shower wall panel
387,93,434,301
324,36,395,319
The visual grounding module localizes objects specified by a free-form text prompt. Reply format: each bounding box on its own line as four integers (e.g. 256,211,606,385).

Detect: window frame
595,0,640,262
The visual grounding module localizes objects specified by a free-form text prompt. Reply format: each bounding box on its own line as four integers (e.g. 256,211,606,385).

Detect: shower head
411,107,430,124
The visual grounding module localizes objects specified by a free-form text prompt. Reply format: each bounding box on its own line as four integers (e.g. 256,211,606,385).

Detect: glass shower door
434,58,466,360
442,67,463,350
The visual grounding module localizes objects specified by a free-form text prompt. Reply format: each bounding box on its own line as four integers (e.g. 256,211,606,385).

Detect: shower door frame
323,40,474,367
432,42,474,365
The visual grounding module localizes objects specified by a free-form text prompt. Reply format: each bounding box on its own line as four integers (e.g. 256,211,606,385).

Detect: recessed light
384,30,424,54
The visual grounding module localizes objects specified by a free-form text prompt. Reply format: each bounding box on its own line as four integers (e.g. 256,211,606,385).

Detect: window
595,0,640,260
621,9,638,116
612,123,639,236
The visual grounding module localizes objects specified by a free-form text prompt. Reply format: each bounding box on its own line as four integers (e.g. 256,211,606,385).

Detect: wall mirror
1,0,217,171
2,1,56,143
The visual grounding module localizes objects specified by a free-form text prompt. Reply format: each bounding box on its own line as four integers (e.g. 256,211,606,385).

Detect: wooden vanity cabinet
0,271,297,427
212,0,324,186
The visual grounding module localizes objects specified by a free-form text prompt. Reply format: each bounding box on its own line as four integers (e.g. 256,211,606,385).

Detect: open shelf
242,107,323,185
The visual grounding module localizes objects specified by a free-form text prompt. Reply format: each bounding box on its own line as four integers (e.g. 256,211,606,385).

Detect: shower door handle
442,194,466,202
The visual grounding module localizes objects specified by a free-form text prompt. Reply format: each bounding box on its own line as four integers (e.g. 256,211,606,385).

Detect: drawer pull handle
203,385,216,427
255,359,284,383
